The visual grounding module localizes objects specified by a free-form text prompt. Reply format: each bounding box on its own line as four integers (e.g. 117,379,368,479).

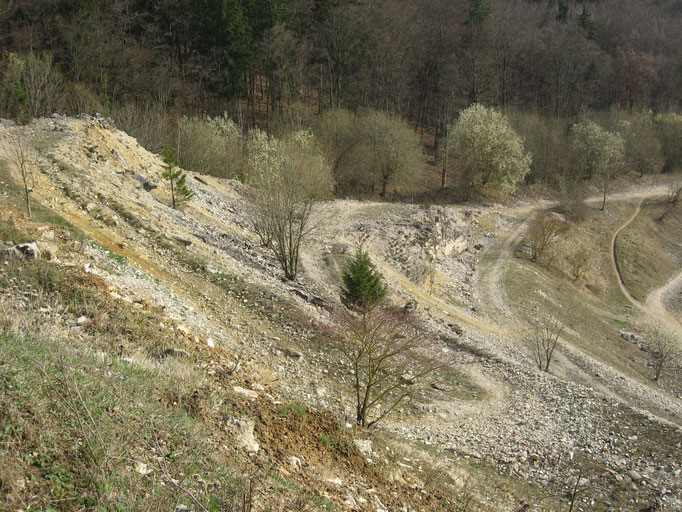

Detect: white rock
233,386,259,399
355,439,373,456
134,461,153,475
206,338,215,348
288,456,302,470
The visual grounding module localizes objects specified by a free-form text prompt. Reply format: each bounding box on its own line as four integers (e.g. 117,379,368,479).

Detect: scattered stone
161,348,190,359
40,230,55,241
447,323,463,335
330,243,349,254
233,386,259,399
628,470,643,482
2,242,40,260
282,347,303,360
173,235,193,247
223,416,259,452
288,456,302,471
134,461,153,476
134,173,157,191
355,439,373,456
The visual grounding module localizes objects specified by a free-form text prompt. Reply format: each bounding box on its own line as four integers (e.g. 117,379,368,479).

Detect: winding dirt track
482,185,682,334
609,197,682,332
610,198,647,313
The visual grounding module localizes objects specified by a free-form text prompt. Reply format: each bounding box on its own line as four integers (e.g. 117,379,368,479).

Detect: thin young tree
332,306,446,428
531,313,564,372
162,145,194,209
247,130,333,280
1,132,35,218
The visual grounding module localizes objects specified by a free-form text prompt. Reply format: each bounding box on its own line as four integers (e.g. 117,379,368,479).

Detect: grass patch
0,161,87,241
615,201,682,301
0,329,242,511
0,217,31,244
276,402,308,419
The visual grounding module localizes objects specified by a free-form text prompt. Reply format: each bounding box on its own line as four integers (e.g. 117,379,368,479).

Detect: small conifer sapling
162,145,194,209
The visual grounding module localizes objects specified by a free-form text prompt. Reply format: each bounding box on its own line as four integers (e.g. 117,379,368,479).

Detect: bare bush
525,212,569,266
331,307,447,428
531,313,564,372
644,326,680,383
111,101,171,153
565,250,590,283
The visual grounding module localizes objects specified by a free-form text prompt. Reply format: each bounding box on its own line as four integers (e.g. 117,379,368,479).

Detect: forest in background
1,0,681,196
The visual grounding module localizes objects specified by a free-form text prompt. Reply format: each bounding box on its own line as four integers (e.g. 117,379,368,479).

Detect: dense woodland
1,0,681,195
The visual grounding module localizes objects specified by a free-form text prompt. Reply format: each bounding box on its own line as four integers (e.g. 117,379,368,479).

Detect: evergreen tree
556,0,569,23
578,4,596,40
341,245,387,311
162,145,194,209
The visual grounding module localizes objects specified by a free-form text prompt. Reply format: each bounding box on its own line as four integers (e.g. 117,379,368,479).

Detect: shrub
616,110,662,175
656,112,682,173
525,211,569,266
313,108,359,192
353,110,424,197
331,307,446,428
176,113,245,179
571,120,624,211
0,52,64,119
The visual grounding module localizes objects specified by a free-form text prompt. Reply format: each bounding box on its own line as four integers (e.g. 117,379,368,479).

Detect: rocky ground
1,116,681,511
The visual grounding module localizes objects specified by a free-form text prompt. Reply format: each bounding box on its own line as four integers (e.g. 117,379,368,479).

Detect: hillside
1,116,681,511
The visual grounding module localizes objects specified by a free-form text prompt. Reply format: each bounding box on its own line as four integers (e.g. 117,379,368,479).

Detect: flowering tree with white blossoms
448,104,531,196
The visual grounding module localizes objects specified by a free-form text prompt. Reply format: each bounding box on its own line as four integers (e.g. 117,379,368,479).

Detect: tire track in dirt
610,199,648,313
610,198,682,333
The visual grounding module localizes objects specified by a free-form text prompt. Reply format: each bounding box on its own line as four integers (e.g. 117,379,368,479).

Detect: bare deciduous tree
247,130,333,280
525,211,568,266
1,131,35,218
531,313,564,372
331,307,446,428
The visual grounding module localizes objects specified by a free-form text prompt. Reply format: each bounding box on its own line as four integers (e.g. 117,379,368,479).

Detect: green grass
0,217,31,244
0,329,241,511
0,161,87,241
276,402,308,419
